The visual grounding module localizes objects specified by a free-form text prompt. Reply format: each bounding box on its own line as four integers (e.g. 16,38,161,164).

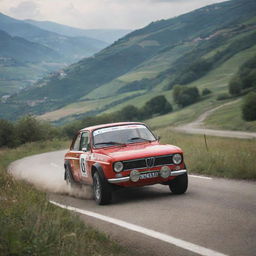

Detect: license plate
140,172,159,180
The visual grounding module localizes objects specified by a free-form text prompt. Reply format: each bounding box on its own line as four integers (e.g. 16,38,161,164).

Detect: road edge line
49,200,228,256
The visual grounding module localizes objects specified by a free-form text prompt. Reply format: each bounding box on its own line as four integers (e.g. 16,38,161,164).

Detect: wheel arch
91,162,106,180
64,160,75,181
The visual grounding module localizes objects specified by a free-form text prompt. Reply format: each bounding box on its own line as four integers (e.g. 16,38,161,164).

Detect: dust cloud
8,150,93,199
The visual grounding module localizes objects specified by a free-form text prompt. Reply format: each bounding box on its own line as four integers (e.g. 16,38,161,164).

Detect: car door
78,131,92,183
67,132,82,182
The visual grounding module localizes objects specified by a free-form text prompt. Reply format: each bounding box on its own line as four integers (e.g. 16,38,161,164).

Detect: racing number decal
80,154,88,177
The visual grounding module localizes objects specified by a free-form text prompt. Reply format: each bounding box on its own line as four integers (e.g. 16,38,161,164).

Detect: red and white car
64,122,188,205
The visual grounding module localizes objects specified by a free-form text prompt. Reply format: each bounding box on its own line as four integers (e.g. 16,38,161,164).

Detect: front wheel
169,173,188,194
93,171,112,205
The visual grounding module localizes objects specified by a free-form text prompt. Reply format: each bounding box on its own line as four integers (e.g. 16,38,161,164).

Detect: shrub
242,92,256,121
228,54,256,95
0,119,16,147
117,105,140,121
202,88,212,96
229,77,242,96
173,85,200,107
15,116,60,145
216,93,230,101
141,95,172,118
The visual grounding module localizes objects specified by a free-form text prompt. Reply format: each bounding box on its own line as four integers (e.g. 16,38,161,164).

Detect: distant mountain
1,0,256,120
0,13,108,62
0,12,109,98
25,19,132,44
0,29,60,62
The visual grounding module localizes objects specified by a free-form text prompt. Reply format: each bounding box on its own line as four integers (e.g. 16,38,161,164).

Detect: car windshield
93,124,156,148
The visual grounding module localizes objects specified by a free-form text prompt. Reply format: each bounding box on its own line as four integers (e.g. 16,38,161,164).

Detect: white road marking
50,200,228,256
189,174,212,180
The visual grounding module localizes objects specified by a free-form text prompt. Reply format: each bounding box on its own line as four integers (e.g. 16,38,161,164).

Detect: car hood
96,142,182,161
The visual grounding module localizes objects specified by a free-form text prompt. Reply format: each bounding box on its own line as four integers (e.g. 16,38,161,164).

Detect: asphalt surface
9,150,256,256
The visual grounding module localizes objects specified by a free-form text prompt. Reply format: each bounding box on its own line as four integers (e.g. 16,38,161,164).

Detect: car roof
80,122,146,132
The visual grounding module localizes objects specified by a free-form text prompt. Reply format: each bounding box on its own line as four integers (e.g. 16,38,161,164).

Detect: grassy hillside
1,0,256,122
40,43,256,127
204,99,256,132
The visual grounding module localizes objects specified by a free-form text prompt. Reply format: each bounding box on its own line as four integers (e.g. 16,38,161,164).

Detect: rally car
64,122,188,205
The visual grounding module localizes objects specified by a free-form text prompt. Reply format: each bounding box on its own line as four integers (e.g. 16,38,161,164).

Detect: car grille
122,155,173,170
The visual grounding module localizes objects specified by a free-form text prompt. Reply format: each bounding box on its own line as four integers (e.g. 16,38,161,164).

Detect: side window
72,134,81,151
80,132,90,151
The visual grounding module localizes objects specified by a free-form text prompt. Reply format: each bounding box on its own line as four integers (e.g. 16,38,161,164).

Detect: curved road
174,100,256,139
9,150,256,256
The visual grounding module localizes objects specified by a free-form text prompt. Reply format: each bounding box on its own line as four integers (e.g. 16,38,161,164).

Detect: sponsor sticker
80,154,89,177
93,125,145,136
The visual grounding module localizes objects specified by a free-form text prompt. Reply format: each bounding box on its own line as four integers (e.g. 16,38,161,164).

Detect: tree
141,95,172,118
242,92,256,121
0,119,16,147
15,115,57,144
229,77,242,96
173,85,200,107
118,105,140,121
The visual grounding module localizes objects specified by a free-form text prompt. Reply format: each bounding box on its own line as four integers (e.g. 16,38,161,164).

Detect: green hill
0,30,60,62
25,19,131,44
1,0,256,121
0,13,107,63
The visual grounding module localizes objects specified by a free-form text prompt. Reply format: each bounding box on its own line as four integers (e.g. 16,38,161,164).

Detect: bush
228,54,256,95
117,105,140,121
242,92,256,121
0,119,16,147
14,116,60,146
141,95,172,118
202,88,212,96
229,77,242,96
216,93,230,101
173,85,200,107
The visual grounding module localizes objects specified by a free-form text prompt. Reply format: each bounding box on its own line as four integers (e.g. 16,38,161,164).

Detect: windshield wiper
94,141,126,146
129,137,152,142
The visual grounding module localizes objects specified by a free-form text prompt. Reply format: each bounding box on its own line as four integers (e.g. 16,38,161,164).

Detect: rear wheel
169,173,188,194
93,171,112,205
65,166,80,189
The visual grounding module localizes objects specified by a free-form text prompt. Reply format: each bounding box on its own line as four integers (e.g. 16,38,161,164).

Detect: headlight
130,170,140,182
160,166,170,178
172,153,182,165
113,162,123,172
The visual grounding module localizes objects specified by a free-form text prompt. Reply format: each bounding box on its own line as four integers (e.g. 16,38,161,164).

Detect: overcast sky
1,0,228,29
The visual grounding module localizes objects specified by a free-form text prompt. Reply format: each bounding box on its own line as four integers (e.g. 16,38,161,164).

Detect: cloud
2,0,228,29
9,1,41,19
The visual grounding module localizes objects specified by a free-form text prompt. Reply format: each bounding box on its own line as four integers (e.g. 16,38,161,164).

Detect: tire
169,173,188,194
93,171,112,205
65,166,80,189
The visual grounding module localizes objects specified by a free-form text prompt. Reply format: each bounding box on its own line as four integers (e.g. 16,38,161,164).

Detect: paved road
174,100,256,139
9,150,256,256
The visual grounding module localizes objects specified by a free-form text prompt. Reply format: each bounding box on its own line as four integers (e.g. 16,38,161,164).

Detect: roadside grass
204,99,256,132
0,140,131,256
156,129,256,180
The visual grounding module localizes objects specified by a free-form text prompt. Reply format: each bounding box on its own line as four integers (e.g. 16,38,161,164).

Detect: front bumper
108,169,187,184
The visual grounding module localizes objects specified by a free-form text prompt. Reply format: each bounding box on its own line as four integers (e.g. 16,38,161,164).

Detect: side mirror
157,135,161,141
